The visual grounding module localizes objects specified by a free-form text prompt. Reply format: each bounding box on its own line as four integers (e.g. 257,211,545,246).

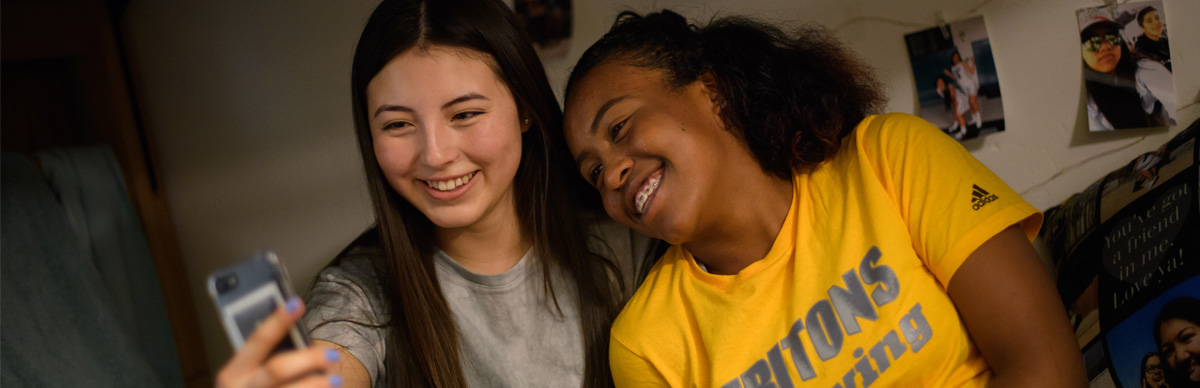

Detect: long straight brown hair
348,0,621,386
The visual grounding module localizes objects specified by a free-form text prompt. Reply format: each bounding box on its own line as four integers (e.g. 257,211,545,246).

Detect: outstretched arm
947,225,1086,388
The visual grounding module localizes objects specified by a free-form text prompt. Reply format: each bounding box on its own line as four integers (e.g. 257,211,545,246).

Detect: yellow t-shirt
609,113,1042,387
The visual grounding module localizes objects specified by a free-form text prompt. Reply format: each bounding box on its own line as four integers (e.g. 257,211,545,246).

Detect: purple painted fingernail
326,348,340,362
285,297,301,313
330,374,343,387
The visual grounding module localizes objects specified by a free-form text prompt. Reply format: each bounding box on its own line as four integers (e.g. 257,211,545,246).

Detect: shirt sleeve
610,335,670,387
859,113,1042,288
302,256,387,386
1136,59,1177,122
1087,94,1115,131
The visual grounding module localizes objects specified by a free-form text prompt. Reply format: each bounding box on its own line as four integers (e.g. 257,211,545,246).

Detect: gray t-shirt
301,220,660,387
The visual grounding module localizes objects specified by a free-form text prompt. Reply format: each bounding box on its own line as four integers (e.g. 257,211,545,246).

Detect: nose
602,155,633,191
421,123,458,168
1098,39,1117,50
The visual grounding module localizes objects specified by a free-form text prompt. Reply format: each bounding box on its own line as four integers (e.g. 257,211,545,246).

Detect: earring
523,118,531,124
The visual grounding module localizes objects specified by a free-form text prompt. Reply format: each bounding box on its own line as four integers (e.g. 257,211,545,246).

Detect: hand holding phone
209,252,346,388
208,251,310,353
211,294,346,388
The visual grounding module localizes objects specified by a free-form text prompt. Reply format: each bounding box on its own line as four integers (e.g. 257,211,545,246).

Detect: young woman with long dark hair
1140,352,1170,388
1155,297,1200,387
214,1,656,387
1080,15,1176,131
560,10,1085,387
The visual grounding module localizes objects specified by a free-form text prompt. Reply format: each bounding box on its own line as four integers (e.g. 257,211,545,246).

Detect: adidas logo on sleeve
970,184,999,211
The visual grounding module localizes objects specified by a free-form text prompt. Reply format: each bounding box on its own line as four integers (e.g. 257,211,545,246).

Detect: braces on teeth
636,175,660,214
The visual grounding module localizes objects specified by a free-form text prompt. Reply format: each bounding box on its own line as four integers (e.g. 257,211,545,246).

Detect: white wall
122,0,1198,377
836,0,1199,212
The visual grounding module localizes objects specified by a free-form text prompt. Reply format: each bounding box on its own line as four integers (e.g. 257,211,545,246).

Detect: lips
1094,48,1117,64
634,169,663,216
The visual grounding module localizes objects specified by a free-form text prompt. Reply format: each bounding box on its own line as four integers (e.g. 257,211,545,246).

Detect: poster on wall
904,16,1005,142
513,0,572,58
1076,1,1177,132
1041,119,1198,388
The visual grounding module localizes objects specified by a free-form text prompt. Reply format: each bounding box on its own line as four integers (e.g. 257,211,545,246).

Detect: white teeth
426,172,475,192
635,173,661,215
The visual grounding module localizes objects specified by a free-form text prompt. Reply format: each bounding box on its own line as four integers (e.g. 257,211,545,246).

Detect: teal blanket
1,148,183,387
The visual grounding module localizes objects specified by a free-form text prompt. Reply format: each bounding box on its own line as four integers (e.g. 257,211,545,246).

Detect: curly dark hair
565,10,886,178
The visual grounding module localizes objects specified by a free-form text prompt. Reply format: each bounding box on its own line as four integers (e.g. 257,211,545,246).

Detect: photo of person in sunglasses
1077,10,1176,131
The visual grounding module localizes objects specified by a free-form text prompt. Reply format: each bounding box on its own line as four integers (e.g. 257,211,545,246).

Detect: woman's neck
684,170,793,275
435,195,532,275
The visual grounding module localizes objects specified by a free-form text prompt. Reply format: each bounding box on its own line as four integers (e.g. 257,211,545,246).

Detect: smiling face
1159,318,1200,383
366,46,525,231
1144,354,1167,388
563,62,758,244
1141,11,1164,40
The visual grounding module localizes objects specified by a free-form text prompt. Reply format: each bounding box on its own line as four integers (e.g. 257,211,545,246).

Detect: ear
517,105,534,133
520,116,533,133
696,72,723,117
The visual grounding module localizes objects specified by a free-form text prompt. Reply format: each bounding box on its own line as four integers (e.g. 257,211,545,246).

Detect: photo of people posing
905,16,1005,142
1106,276,1200,388
1077,1,1176,131
1097,131,1193,222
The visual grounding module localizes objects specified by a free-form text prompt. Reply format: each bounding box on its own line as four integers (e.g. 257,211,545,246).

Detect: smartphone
207,251,310,353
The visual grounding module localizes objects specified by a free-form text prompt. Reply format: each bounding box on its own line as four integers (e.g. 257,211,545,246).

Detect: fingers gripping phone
208,251,311,353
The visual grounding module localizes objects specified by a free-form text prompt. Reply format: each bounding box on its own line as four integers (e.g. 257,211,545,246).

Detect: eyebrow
372,93,489,118
373,104,413,118
574,95,631,174
442,93,488,110
589,96,629,135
